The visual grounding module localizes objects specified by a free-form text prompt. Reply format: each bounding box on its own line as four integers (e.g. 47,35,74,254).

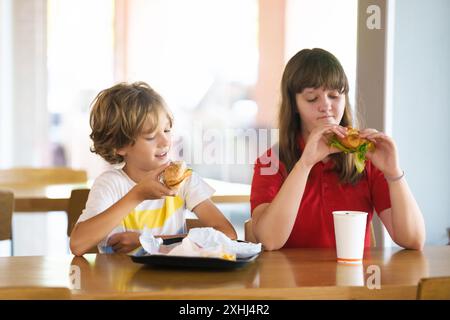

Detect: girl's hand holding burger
359,129,403,179
300,124,347,168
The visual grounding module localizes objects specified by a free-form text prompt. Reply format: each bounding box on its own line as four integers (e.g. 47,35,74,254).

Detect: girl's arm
360,129,425,250
378,176,425,250
252,159,312,250
252,125,346,250
192,199,237,240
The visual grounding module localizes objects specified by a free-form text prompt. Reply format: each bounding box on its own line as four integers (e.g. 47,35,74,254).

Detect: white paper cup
332,211,368,264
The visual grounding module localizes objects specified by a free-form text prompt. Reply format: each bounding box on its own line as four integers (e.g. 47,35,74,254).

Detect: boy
70,82,237,256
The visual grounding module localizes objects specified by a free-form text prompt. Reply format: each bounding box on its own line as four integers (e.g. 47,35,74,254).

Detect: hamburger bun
336,127,370,150
329,126,375,173
162,161,192,189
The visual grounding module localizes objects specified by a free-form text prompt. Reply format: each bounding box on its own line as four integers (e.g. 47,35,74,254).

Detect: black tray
131,253,259,270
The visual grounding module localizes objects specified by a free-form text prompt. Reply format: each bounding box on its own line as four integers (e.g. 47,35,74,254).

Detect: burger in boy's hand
161,161,192,190
329,126,375,173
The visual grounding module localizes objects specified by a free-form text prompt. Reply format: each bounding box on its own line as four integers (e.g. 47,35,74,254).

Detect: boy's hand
133,163,176,201
107,232,141,253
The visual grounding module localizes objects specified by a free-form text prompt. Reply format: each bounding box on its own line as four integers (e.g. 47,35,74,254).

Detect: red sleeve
250,148,285,214
367,161,392,214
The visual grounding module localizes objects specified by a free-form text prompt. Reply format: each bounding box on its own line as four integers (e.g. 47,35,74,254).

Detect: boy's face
118,113,172,172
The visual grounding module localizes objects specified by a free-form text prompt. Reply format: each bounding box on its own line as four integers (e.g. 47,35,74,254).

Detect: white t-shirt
77,168,215,253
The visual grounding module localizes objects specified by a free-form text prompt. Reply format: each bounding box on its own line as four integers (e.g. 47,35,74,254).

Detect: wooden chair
369,222,376,247
244,219,257,243
66,189,97,254
0,287,71,300
186,218,208,231
67,189,90,237
210,195,250,203
0,167,87,187
417,277,450,300
243,218,376,246
0,190,14,242
0,190,14,255
0,168,87,256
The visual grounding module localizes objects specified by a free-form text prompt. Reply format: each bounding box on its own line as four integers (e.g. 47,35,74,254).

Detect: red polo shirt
250,137,391,248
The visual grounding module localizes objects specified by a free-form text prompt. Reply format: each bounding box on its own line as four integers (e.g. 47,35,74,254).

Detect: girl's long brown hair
278,48,362,184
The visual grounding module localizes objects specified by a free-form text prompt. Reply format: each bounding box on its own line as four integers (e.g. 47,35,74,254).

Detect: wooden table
6,178,250,212
1,246,449,299
9,183,89,212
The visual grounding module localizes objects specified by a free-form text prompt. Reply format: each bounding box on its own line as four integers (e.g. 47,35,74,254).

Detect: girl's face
118,113,172,173
295,87,346,134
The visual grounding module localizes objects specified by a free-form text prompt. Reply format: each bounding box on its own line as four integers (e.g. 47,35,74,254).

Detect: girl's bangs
291,54,349,94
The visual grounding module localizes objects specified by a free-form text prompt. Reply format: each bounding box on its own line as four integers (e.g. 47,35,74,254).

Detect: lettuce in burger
329,127,375,173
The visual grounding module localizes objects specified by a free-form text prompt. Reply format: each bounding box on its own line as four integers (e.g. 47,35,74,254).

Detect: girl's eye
164,129,171,133
307,97,317,103
145,136,155,141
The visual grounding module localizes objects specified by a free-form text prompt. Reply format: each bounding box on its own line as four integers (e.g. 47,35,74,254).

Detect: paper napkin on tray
139,227,262,260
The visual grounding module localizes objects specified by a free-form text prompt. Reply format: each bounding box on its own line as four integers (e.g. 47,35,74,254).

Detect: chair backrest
0,190,14,241
417,277,450,300
243,218,376,246
66,189,97,254
0,287,71,300
0,167,87,186
244,219,257,243
370,222,376,247
186,218,207,231
67,189,90,237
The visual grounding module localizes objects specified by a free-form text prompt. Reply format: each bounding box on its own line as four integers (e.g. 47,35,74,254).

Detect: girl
250,48,425,251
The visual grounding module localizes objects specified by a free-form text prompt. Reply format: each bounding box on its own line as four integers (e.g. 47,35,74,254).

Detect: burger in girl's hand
329,127,375,173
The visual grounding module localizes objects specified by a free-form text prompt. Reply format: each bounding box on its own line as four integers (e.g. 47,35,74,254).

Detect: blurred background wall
391,0,450,245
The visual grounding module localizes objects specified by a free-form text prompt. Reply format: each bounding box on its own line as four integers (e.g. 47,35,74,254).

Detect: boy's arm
106,232,189,254
70,188,143,256
191,199,237,240
70,164,174,256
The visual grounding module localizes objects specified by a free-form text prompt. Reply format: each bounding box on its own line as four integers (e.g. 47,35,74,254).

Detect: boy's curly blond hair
89,82,172,164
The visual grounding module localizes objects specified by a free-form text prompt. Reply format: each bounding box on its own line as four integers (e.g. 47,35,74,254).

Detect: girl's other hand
359,129,402,177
